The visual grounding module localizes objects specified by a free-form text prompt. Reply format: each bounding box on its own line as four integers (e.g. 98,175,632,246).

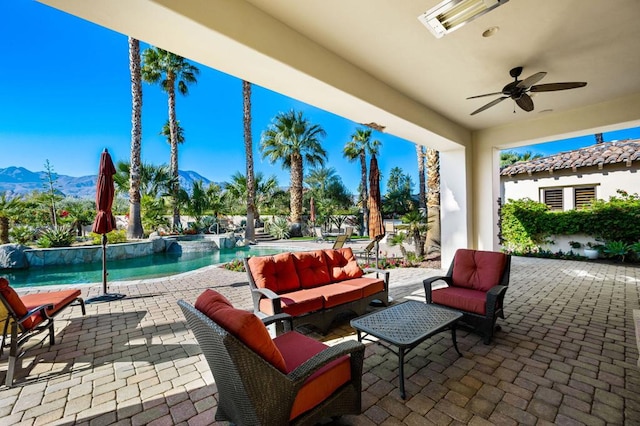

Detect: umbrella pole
102,233,108,294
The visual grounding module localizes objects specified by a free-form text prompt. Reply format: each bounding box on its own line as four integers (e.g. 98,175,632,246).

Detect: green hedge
500,190,640,252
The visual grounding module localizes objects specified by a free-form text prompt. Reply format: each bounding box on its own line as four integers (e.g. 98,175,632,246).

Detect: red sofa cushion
323,248,364,282
195,290,287,373
432,286,487,315
274,331,351,420
259,289,324,317
317,283,363,308
248,252,301,293
451,249,507,292
293,251,331,289
341,277,385,298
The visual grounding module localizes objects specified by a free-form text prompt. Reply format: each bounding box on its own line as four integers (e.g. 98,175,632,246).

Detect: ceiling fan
468,66,587,115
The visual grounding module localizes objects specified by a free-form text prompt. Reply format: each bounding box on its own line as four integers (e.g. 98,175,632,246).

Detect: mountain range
0,167,214,199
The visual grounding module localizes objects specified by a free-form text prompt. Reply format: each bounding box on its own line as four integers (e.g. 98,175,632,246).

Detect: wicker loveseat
244,248,389,333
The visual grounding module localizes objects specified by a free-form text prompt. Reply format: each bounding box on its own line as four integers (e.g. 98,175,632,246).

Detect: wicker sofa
244,248,389,333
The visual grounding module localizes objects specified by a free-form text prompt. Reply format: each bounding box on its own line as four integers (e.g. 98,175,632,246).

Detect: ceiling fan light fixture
418,0,509,39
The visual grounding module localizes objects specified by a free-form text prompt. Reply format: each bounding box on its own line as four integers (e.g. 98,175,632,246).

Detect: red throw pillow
323,248,364,282
247,252,301,293
194,290,287,372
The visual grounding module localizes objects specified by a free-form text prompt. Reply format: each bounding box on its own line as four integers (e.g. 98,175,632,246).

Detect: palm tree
114,162,175,199
426,148,441,254
243,80,256,241
224,172,279,220
343,128,381,236
141,47,199,230
0,192,22,244
416,144,426,212
260,110,327,236
500,150,543,168
127,37,144,239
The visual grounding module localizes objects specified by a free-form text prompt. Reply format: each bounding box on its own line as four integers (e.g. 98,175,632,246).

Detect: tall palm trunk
0,217,9,244
416,144,426,212
243,81,256,241
290,152,303,236
127,37,144,239
167,75,181,230
359,152,369,236
426,148,441,254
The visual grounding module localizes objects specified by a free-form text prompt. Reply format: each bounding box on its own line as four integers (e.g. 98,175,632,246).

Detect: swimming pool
1,246,293,288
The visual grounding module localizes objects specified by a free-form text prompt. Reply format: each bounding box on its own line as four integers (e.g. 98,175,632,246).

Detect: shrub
90,229,128,245
602,240,630,262
221,258,246,272
268,217,290,240
37,226,75,248
10,225,36,245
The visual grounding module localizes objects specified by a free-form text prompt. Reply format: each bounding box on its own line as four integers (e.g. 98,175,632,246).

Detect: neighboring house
500,140,640,211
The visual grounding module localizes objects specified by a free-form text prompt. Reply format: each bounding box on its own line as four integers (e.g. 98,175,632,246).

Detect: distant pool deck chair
314,227,326,242
332,234,348,249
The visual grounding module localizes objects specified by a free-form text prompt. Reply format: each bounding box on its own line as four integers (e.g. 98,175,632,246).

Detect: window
575,187,596,209
543,188,563,211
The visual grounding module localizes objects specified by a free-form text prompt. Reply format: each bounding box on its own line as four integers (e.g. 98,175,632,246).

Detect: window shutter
575,187,596,209
544,188,563,211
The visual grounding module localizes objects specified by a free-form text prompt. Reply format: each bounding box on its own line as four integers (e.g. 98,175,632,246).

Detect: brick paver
1,240,639,425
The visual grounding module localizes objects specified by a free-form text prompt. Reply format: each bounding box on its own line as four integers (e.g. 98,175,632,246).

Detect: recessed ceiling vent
418,0,509,38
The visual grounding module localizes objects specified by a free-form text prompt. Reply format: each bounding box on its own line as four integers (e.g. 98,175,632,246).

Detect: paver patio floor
1,243,639,425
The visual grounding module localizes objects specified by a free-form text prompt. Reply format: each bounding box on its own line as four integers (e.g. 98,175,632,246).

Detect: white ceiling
39,0,640,149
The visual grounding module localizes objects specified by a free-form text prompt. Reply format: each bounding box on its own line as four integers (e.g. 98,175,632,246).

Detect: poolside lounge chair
353,235,383,263
0,278,86,386
178,289,365,425
344,226,354,242
332,234,348,249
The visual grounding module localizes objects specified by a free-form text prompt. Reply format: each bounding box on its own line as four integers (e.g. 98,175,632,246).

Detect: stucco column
472,140,501,252
440,148,470,265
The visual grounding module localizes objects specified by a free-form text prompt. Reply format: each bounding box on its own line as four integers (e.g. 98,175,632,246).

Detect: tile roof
500,139,640,176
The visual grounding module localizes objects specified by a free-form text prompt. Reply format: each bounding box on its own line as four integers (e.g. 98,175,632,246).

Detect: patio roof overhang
38,0,640,262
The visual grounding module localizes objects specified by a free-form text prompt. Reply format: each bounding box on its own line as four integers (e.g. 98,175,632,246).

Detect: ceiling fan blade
470,97,508,115
516,72,547,89
516,93,534,112
467,91,504,100
530,82,587,92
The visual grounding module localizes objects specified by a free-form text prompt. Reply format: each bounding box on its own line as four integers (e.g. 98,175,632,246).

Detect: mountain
0,167,215,199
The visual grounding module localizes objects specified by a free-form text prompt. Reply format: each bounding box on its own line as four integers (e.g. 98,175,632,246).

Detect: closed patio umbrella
368,154,384,267
87,149,125,303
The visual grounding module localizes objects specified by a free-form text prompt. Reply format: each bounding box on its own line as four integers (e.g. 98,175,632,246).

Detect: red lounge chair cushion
259,289,324,317
274,331,351,420
451,249,507,292
293,251,331,289
341,277,385,298
195,290,287,373
248,252,301,293
1,278,81,331
323,248,364,282
432,286,487,315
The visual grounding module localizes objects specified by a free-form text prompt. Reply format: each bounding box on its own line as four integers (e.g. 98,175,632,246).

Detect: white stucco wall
501,163,638,209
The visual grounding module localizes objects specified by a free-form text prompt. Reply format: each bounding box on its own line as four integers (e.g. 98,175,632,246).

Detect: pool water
1,246,291,288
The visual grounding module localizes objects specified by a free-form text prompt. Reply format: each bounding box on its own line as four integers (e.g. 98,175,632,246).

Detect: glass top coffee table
350,300,463,399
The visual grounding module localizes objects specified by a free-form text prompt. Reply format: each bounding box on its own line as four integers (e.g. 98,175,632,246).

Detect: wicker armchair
423,249,511,344
178,290,365,425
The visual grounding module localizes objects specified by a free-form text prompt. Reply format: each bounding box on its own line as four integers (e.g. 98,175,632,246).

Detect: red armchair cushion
274,331,351,420
293,251,331,289
248,252,301,293
323,248,364,282
195,290,287,373
432,286,487,315
451,249,507,292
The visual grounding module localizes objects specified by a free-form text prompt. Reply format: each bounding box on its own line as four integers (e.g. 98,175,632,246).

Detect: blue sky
1,1,638,195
